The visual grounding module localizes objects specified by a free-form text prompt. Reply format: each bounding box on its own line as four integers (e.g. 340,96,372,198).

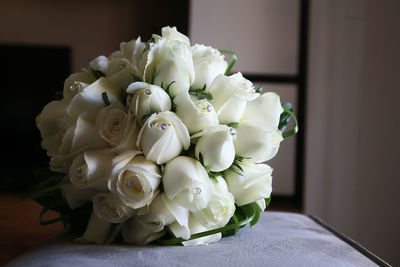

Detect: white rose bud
240,92,284,128
93,192,135,223
126,82,172,124
91,55,109,75
109,151,161,209
207,73,259,124
192,176,235,229
122,218,166,245
163,156,213,212
137,111,190,164
67,77,123,123
143,26,194,97
69,149,114,191
192,125,236,172
82,212,113,244
181,215,221,247
174,92,219,134
225,161,273,206
63,71,96,101
234,121,283,163
95,105,139,153
191,44,227,89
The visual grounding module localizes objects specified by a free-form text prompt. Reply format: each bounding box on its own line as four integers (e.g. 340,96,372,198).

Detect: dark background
0,0,190,191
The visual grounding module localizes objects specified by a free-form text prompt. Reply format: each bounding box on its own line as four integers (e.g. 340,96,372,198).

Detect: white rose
111,37,146,78
60,183,97,209
191,44,227,89
62,71,96,101
191,125,236,172
143,26,194,97
95,104,139,153
69,149,114,191
240,92,283,128
109,151,161,209
137,193,189,233
234,121,283,163
132,193,191,241
91,37,146,79
67,77,123,123
162,156,213,212
225,161,273,206
207,73,259,124
93,192,135,223
174,92,219,134
137,111,190,164
192,176,235,228
36,99,72,157
181,215,221,247
126,82,172,124
41,111,106,173
122,218,166,245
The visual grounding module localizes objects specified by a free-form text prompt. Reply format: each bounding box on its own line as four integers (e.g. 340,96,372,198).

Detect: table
5,212,389,267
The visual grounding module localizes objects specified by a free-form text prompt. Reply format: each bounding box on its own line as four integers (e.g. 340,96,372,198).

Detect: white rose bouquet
27,26,298,246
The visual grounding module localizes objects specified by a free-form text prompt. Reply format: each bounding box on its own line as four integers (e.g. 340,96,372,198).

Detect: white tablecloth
6,212,384,267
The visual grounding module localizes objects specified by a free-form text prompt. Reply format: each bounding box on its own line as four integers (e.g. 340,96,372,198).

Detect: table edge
308,214,391,267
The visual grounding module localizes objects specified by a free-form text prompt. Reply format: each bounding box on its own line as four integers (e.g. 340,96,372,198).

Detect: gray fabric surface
6,212,378,267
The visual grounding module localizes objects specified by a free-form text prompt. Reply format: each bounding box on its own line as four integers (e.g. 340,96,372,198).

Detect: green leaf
232,162,244,172
87,60,105,79
265,197,271,207
279,103,299,139
102,92,111,106
230,168,243,176
278,102,292,132
189,84,213,101
227,122,239,128
208,171,222,181
234,155,250,162
219,50,238,75
20,169,64,201
255,86,263,94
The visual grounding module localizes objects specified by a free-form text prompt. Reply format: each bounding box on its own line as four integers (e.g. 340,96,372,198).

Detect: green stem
282,105,299,139
39,200,66,225
219,50,238,75
157,213,255,246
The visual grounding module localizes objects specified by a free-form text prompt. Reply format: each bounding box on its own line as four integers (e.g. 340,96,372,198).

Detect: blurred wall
0,0,189,72
305,0,400,265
